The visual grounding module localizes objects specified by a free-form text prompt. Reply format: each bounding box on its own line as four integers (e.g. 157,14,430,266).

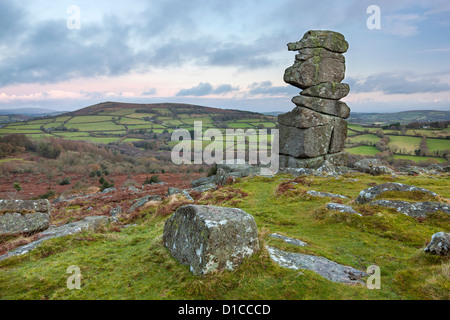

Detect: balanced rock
287,30,349,53
163,205,259,275
0,199,51,235
279,30,350,169
279,124,332,158
278,106,334,128
292,95,350,119
301,82,350,100
284,48,345,89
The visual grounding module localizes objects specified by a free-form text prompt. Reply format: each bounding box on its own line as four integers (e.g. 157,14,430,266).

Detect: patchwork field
0,102,448,164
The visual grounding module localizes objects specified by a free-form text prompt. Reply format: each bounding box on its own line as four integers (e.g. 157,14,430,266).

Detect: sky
0,0,449,113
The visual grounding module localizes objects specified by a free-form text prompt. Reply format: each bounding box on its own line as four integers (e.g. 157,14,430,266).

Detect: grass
392,154,446,164
345,145,380,156
426,138,450,153
0,173,449,300
387,136,422,153
347,134,380,144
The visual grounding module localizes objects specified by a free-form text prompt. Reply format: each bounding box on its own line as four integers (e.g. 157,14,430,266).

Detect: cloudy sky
0,0,449,113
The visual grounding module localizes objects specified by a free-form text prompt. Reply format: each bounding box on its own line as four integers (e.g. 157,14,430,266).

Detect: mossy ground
0,173,448,300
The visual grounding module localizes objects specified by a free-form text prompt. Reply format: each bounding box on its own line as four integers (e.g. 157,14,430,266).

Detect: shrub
144,175,160,184
207,164,217,177
13,182,22,192
38,189,56,199
59,177,71,186
100,180,114,191
99,176,106,184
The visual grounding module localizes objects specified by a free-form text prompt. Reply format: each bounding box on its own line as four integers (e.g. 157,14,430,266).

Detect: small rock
129,195,162,213
308,190,347,199
269,233,308,247
326,203,362,216
102,187,116,194
424,232,450,256
353,159,394,175
110,206,122,217
191,176,216,188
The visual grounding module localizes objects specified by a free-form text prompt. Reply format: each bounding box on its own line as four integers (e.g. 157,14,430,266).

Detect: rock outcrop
0,199,51,235
0,216,110,261
266,246,366,285
163,205,259,275
279,30,350,169
355,182,437,204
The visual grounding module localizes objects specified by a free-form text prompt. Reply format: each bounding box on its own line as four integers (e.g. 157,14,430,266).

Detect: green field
345,146,380,156
392,154,446,163
426,138,450,153
347,134,380,144
388,136,422,153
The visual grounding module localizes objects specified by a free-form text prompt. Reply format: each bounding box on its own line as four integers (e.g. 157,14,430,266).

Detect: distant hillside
62,101,261,118
348,110,450,125
0,108,61,116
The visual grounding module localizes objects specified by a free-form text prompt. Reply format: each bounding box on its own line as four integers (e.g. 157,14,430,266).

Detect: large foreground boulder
0,199,51,235
163,205,259,275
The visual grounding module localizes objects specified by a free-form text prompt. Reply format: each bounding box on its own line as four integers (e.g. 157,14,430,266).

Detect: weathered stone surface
301,82,350,100
353,158,394,175
191,175,216,188
0,199,51,235
370,200,450,218
292,95,350,119
287,30,349,53
424,232,450,256
266,246,366,284
0,199,50,214
109,206,122,217
356,182,437,204
280,152,347,169
313,160,337,176
284,49,345,89
308,190,347,199
269,233,308,247
0,212,50,235
329,117,347,153
0,216,110,261
163,205,259,275
279,124,332,158
189,183,217,193
324,152,347,167
327,203,362,216
278,106,333,128
102,187,116,194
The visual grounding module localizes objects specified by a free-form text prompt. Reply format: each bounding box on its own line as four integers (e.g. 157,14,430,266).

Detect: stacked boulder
279,30,350,168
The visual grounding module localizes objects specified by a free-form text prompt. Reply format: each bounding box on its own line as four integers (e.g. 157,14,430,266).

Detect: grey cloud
348,73,450,94
142,88,157,95
176,82,239,96
248,81,299,96
176,82,214,96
